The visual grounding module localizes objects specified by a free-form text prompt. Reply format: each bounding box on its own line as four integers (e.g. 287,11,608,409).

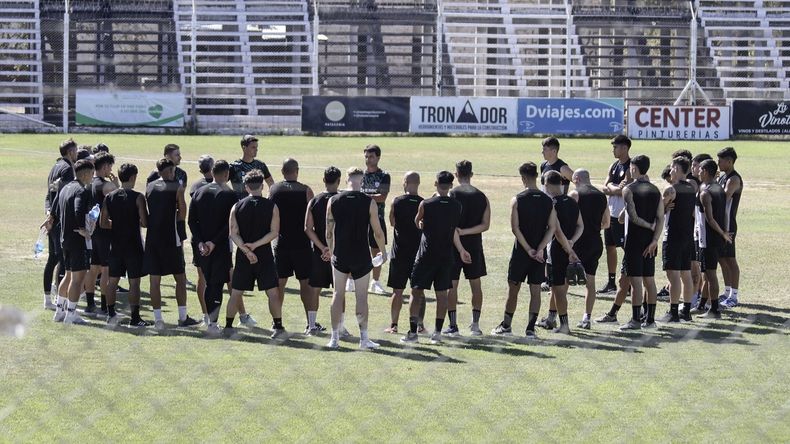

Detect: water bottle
88,204,100,222
371,252,384,267
34,228,46,259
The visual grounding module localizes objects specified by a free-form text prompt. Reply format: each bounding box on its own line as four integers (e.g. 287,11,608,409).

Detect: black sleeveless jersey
514,188,553,249
330,190,373,264
145,179,181,247
718,170,742,233
666,180,695,241
235,195,275,257
540,159,570,194
449,184,487,249
552,194,579,249
103,188,144,253
697,182,727,248
307,191,337,251
188,182,238,252
416,195,462,261
269,180,310,249
391,194,423,260
576,184,607,244
625,179,661,248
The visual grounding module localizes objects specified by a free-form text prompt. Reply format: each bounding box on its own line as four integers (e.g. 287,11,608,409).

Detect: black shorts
624,245,656,277
720,232,736,258
232,249,278,291
410,256,452,291
90,234,110,267
575,236,603,276
367,214,387,248
604,217,625,248
507,247,545,285
387,254,416,290
308,249,333,289
548,245,570,286
332,257,373,281
450,245,487,281
48,226,65,267
143,245,186,276
63,247,91,272
274,246,312,280
699,245,721,272
662,238,694,271
108,249,145,279
201,250,232,285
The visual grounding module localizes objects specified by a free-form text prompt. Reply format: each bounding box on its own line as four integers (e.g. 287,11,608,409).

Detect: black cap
241,134,258,146
436,170,454,185
611,134,631,147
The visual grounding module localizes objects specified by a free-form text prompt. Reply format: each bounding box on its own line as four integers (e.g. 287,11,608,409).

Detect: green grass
0,134,788,442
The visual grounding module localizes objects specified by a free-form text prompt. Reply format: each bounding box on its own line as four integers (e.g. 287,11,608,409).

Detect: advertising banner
732,100,790,135
409,96,518,134
627,105,730,140
301,96,410,132
517,98,624,135
75,90,184,127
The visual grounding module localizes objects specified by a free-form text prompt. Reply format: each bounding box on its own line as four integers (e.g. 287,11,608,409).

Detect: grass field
0,134,788,442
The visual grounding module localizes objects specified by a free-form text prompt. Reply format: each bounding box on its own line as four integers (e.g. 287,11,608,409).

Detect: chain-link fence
3,0,790,134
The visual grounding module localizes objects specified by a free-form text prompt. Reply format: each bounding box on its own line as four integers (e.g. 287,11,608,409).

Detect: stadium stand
698,0,790,100
0,0,45,128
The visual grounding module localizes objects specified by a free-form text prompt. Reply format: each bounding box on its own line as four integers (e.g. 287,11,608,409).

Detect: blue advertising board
517,98,625,135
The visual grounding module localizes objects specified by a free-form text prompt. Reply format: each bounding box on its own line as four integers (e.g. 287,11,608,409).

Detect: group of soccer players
41,134,743,348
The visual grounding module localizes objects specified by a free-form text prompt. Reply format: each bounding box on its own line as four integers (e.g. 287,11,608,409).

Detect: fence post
62,0,70,133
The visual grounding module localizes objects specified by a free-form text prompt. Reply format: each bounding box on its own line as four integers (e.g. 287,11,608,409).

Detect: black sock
226,317,234,329
472,309,481,324
273,317,283,329
682,302,691,316
390,322,397,329
642,301,648,317
527,312,538,331
698,297,708,310
549,309,557,318
448,310,457,328
100,294,107,311
107,304,116,318
632,305,641,322
559,314,568,326
710,298,719,313
608,303,621,317
409,316,418,334
608,273,616,285
647,304,656,323
670,303,679,319
503,311,514,328
131,304,140,320
435,317,445,332
85,292,95,307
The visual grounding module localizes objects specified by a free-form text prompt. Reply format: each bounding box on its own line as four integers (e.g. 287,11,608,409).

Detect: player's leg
328,267,349,347
468,277,483,335
620,274,643,330
401,287,425,343
386,288,404,333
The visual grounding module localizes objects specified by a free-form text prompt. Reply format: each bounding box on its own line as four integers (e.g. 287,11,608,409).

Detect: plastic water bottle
34,228,46,259
87,204,100,222
371,252,384,267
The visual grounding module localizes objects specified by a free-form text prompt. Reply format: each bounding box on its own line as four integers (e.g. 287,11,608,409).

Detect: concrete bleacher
441,0,589,97
0,0,44,123
572,2,724,105
699,0,790,100
315,0,440,97
172,0,313,129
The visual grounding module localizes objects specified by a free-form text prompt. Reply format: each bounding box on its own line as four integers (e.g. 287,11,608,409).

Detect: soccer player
189,154,214,324
658,156,696,323
400,171,469,344
304,166,341,335
147,144,187,187
360,144,391,295
269,158,321,333
144,158,201,330
695,159,731,319
539,137,574,192
188,160,239,336
492,162,559,338
385,172,423,334
539,171,582,334
716,147,742,308
42,138,78,310
227,170,283,339
83,152,117,318
53,159,95,325
599,135,632,295
230,134,274,198
325,167,388,349
619,155,664,330
446,160,490,336
689,153,713,308
100,163,149,326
